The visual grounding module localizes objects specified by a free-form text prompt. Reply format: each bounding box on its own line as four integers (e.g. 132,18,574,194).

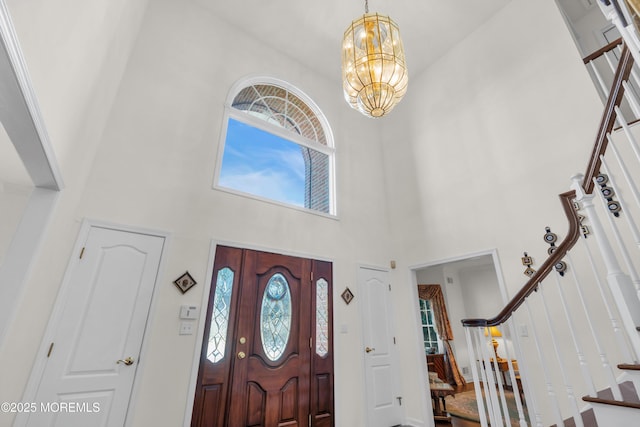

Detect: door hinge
393,337,396,344
308,413,312,427
388,284,391,291
46,342,54,358
309,337,312,348
79,247,85,259
311,271,314,281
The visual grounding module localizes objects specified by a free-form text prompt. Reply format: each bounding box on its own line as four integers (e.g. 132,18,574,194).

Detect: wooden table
430,382,455,421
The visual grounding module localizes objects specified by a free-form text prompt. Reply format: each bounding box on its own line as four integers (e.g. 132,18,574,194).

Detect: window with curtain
419,299,440,353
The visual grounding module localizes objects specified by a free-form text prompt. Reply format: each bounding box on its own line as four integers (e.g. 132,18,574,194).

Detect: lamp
341,0,408,118
484,326,503,360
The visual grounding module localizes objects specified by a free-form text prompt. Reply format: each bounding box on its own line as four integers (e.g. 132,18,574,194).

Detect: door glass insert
316,278,329,357
207,267,234,363
260,273,292,361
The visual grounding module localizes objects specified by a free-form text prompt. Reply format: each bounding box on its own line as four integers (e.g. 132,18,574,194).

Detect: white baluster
613,107,640,167
524,298,564,427
550,269,597,397
578,231,635,363
465,327,489,427
500,320,529,427
607,135,640,212
476,327,505,427
565,252,623,400
538,280,584,427
571,175,640,361
601,1,640,65
505,317,543,427
487,327,511,427
595,162,640,294
622,80,640,117
588,60,610,97
600,155,640,249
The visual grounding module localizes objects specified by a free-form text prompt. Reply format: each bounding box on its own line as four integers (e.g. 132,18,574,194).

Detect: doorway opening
409,250,510,421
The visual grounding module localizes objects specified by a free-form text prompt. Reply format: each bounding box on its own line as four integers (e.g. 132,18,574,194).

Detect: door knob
365,347,375,353
116,357,134,366
237,351,246,359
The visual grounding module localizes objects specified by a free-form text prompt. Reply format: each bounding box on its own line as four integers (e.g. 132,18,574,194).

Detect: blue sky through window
219,118,305,207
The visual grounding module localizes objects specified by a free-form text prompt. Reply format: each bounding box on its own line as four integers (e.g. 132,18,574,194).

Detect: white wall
0,182,31,265
0,0,622,426
383,0,608,424
0,0,399,426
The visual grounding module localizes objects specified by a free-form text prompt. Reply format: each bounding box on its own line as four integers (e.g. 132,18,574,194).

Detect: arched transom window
216,79,335,215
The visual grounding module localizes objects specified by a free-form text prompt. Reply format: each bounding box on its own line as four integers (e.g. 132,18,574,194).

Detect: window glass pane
220,118,306,207
316,278,329,357
207,267,234,363
260,273,292,361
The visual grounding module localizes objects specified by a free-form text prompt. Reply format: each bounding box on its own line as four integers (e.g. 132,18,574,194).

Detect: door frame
407,248,510,425
15,218,170,427
183,239,333,427
357,264,404,427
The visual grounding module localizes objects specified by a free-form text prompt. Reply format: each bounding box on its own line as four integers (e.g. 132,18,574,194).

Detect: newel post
571,174,640,362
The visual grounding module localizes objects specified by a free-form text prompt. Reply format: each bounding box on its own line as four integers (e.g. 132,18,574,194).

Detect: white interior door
358,266,402,427
23,225,165,427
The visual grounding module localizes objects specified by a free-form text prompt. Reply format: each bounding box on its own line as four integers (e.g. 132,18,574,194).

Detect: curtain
418,284,466,386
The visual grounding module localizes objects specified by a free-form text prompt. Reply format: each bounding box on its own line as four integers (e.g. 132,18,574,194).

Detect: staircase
459,2,640,426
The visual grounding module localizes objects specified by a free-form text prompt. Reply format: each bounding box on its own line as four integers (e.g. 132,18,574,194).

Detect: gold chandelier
341,0,408,118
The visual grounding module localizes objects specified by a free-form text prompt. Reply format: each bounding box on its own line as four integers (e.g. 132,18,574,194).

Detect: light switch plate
180,305,198,319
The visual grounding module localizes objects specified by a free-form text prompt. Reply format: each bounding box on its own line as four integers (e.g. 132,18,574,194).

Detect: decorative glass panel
260,273,292,361
207,268,234,363
315,278,329,357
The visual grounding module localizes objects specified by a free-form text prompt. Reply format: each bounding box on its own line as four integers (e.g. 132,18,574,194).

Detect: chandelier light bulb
341,12,408,118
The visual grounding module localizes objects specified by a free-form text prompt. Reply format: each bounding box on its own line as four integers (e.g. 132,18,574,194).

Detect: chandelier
341,0,408,118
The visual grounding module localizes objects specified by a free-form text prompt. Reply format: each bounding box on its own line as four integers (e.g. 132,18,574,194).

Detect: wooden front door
192,246,334,427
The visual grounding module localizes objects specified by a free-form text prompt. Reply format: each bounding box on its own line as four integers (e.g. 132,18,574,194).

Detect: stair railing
461,42,640,427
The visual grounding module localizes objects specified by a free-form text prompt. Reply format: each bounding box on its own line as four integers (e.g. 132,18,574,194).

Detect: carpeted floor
445,388,529,427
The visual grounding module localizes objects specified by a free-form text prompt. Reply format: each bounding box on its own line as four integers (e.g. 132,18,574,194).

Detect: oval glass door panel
260,273,292,361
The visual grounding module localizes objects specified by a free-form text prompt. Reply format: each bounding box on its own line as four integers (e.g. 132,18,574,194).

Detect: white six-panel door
358,266,403,427
22,225,165,427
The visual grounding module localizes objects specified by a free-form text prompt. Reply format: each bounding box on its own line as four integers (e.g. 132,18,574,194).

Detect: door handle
365,347,375,353
237,351,246,359
116,357,135,366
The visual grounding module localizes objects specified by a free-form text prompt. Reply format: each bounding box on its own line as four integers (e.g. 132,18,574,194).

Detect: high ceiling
195,0,511,81
8,0,604,189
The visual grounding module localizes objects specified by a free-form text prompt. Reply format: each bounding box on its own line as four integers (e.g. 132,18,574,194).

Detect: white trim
357,264,405,427
407,248,509,426
183,240,217,427
227,108,334,155
183,239,335,426
16,219,170,427
225,75,335,149
214,75,337,216
212,182,339,221
0,0,63,190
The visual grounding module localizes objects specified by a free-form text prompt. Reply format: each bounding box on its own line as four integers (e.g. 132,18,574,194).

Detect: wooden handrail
461,190,581,328
583,43,635,194
462,42,634,329
582,37,623,64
